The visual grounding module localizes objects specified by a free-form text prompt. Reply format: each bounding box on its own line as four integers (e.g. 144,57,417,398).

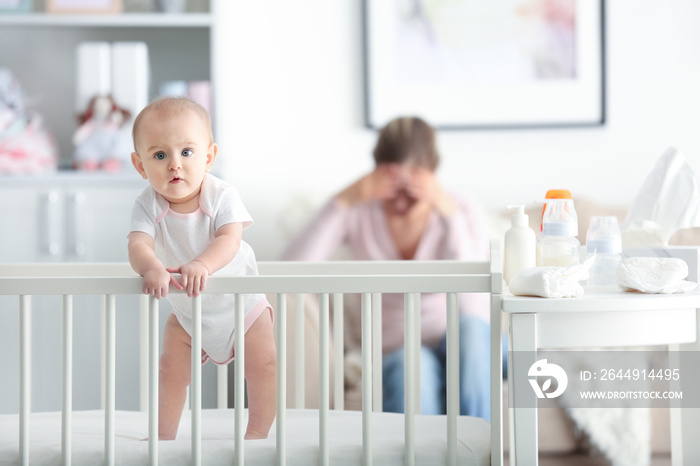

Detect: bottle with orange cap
540,189,572,232
536,190,581,267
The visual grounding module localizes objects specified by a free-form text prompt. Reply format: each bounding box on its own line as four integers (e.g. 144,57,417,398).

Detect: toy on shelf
73,94,132,172
0,68,58,175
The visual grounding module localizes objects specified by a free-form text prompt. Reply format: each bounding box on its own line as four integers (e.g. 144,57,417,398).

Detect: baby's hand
166,261,209,297
143,267,183,299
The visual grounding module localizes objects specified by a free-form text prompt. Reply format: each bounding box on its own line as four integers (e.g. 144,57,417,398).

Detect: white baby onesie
130,173,271,364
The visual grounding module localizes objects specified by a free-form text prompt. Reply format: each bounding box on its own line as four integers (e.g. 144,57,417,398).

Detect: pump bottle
504,205,536,284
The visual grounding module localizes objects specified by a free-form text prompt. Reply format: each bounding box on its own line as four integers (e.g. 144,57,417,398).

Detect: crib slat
294,293,305,409
105,295,116,466
62,295,73,466
446,292,459,466
414,294,421,413
19,295,31,466
191,296,202,466
371,293,382,413
101,295,106,410
139,295,149,412
276,294,287,466
332,293,344,411
319,293,330,466
404,292,416,466
235,294,245,465
361,292,373,466
148,296,159,466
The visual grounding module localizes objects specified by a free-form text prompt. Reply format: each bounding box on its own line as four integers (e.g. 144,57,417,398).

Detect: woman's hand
167,260,209,297
407,167,456,217
335,164,401,206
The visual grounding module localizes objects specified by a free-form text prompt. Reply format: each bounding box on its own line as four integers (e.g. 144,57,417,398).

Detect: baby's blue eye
182,149,194,157
155,152,166,160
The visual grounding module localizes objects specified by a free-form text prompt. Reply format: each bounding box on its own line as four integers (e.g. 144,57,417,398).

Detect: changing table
501,288,700,466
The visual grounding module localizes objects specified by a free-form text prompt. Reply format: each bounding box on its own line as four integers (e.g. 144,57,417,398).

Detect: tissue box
623,246,700,282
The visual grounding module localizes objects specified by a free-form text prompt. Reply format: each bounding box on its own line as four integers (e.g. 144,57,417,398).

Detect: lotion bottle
504,205,536,284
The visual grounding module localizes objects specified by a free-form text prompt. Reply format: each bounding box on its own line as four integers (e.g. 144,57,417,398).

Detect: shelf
0,12,212,27
0,170,147,186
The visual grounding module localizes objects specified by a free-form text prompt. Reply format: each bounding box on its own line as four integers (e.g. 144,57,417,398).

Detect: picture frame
363,0,606,130
0,0,32,13
46,0,122,14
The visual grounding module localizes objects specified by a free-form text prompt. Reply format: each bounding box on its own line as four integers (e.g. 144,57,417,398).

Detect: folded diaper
508,260,592,298
617,257,698,293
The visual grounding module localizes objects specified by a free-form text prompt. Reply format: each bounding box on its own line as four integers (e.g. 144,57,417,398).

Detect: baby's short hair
132,96,213,149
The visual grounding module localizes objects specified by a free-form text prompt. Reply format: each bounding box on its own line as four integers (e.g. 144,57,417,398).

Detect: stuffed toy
73,94,132,172
0,68,58,175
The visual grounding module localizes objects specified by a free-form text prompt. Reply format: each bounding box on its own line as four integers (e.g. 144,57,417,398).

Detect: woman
279,116,491,419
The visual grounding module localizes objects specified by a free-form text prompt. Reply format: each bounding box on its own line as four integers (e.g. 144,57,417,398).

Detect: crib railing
0,241,504,466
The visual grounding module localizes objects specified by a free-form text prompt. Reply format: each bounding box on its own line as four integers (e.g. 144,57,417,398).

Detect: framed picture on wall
46,0,122,13
0,0,32,12
363,0,606,129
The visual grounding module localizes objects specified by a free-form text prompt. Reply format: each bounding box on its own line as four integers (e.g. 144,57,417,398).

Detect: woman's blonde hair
372,116,439,171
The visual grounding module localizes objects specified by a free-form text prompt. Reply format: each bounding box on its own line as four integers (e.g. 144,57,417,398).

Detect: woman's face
384,163,420,216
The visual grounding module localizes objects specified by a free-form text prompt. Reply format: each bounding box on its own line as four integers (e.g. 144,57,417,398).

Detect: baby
127,96,276,440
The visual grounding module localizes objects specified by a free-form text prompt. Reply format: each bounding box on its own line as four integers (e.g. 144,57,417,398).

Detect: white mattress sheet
0,408,490,465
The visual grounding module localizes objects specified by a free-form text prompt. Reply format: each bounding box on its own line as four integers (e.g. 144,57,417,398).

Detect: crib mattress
0,408,490,465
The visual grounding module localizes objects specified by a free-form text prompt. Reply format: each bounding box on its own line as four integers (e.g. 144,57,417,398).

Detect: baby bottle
539,189,572,232
585,216,622,290
537,198,580,267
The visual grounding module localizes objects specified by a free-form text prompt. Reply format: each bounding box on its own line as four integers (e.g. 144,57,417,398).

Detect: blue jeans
382,315,506,421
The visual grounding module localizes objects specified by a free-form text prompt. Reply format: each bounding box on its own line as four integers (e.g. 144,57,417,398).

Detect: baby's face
131,108,216,210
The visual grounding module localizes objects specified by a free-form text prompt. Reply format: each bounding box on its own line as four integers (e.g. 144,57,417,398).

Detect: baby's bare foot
244,431,268,440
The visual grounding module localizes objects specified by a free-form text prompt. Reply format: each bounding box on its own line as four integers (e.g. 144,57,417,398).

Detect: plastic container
585,216,622,289
503,205,536,284
537,198,580,267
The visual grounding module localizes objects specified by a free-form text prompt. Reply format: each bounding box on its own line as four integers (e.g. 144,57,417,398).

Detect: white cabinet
0,174,148,413
0,186,55,262
0,174,146,262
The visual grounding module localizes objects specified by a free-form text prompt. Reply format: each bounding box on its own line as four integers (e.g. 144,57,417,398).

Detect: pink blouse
279,196,490,353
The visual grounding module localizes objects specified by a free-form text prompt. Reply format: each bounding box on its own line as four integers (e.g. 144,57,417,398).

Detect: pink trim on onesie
166,208,202,220
155,199,214,224
202,299,274,366
199,197,214,218
155,204,170,224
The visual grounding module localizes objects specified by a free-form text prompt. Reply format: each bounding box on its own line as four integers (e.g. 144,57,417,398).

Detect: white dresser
0,173,148,413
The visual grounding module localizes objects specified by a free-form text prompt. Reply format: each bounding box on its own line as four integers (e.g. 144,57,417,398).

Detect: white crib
0,242,504,466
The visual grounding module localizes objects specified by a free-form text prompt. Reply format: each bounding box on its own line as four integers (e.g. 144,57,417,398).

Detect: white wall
215,0,700,259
